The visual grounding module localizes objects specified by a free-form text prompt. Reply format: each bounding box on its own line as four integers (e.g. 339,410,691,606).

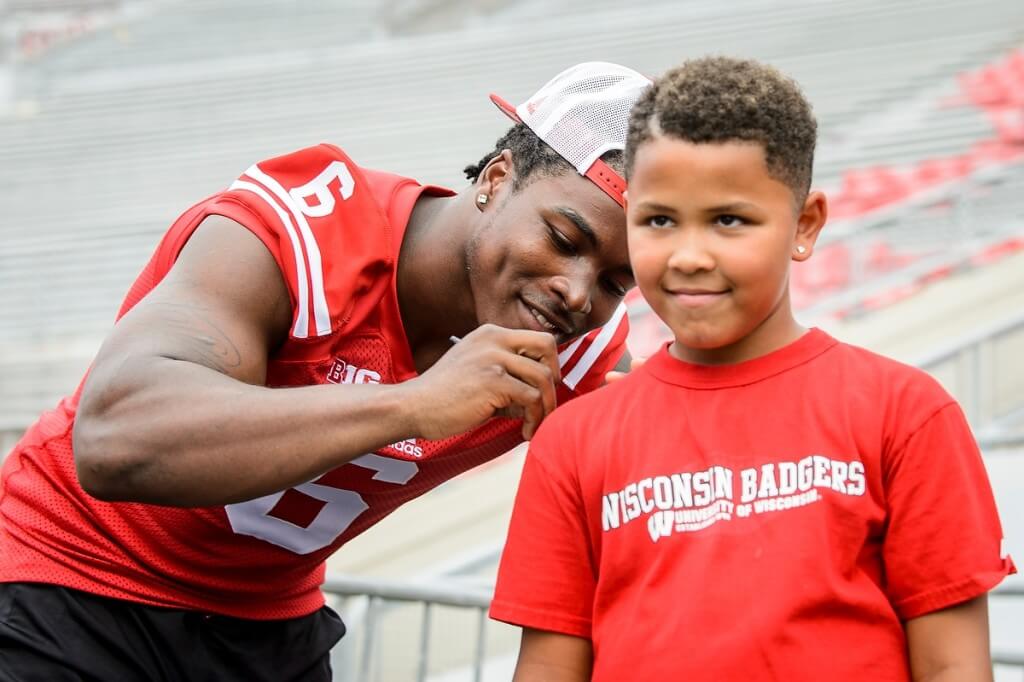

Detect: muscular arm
905,595,993,682
74,216,559,506
513,629,592,682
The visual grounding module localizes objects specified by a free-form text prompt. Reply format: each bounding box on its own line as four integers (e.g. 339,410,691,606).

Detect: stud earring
796,245,807,254
476,194,489,206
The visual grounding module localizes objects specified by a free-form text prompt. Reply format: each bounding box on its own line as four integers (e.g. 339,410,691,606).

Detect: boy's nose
666,232,715,274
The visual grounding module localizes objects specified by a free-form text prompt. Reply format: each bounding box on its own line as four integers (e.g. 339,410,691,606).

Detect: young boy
490,57,1016,682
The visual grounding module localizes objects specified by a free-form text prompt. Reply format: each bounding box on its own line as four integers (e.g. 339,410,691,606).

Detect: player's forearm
73,356,419,506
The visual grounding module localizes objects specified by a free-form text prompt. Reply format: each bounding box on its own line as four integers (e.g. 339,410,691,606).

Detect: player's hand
604,356,646,384
401,325,560,442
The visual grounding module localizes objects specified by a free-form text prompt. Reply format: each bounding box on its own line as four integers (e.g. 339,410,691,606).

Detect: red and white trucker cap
489,62,652,208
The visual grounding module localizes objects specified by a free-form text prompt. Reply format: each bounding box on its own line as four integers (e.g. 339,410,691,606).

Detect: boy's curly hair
465,123,624,190
625,56,816,201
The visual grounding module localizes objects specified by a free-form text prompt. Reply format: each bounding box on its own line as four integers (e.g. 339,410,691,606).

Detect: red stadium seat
913,155,974,188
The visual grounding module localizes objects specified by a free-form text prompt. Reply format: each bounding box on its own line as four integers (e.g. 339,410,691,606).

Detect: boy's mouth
666,286,730,307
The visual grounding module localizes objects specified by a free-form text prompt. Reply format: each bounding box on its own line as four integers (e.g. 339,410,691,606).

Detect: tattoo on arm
149,302,243,373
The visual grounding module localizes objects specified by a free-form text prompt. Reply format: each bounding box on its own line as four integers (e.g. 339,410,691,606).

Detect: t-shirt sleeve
557,302,630,399
490,422,597,638
882,401,1016,619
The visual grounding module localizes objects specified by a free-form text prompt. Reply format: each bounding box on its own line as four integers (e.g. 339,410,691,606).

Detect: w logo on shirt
326,358,381,385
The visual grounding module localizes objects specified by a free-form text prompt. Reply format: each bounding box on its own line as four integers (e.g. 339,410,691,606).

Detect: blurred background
0,0,1022,679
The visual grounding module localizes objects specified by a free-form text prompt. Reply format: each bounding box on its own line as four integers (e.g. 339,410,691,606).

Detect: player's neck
397,192,478,371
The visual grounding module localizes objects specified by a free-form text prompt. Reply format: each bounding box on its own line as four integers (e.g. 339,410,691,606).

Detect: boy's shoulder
554,364,649,415
540,365,658,440
822,336,961,440
826,337,952,402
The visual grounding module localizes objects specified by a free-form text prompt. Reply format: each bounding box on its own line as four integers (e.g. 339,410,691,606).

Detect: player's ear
476,149,514,205
792,190,828,262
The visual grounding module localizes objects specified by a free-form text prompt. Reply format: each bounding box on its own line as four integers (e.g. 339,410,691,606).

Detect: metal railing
324,573,493,682
913,308,1024,436
322,576,1024,679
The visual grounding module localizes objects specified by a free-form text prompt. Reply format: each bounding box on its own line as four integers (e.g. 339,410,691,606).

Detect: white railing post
958,345,981,426
472,606,487,682
416,602,432,682
359,596,380,681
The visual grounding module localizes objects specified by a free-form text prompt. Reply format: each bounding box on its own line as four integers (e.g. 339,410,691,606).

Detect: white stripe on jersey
245,165,332,337
563,302,628,390
228,179,312,339
557,335,586,368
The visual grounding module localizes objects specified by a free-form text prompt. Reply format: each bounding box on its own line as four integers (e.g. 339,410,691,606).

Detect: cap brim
489,93,522,123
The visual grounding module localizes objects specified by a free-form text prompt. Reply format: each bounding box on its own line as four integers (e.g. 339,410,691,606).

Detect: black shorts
0,583,346,682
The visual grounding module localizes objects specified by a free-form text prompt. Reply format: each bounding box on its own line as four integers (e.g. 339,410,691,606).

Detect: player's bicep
87,216,291,393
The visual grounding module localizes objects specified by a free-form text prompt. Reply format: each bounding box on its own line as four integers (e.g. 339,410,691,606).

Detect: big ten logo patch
326,358,381,385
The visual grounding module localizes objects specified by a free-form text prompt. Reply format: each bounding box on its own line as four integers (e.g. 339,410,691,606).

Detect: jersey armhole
157,197,280,273
152,196,296,327
559,303,630,396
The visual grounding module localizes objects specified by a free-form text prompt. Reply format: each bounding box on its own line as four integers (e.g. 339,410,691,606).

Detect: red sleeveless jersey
0,144,629,619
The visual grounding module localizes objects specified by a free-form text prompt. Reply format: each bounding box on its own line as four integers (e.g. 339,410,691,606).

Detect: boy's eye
647,215,674,228
715,214,745,228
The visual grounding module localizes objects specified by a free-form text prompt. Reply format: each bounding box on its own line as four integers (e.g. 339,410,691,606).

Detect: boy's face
626,135,825,364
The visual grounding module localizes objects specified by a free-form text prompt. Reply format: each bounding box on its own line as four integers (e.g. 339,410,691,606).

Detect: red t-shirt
0,144,628,620
491,329,1014,682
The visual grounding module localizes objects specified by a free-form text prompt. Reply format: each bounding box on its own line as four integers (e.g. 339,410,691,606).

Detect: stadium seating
3,0,1023,433
3,2,1024,680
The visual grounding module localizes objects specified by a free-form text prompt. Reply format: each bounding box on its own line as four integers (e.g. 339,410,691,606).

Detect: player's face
626,135,825,364
466,170,633,345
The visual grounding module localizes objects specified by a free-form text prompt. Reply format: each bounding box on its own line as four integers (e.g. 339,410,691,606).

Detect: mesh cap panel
518,63,652,175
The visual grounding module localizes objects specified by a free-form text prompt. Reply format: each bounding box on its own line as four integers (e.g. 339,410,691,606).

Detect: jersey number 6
289,161,356,218
225,454,419,554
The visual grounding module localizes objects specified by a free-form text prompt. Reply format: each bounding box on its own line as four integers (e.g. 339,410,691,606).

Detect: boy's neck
669,307,807,367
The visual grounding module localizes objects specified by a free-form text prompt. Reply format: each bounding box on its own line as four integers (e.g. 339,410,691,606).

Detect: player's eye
601,276,628,298
715,214,746,228
547,224,578,255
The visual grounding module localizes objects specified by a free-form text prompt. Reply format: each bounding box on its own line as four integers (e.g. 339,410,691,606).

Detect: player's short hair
625,56,816,201
464,123,624,190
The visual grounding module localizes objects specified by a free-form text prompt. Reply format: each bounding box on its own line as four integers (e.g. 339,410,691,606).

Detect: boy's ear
476,149,515,206
792,190,828,262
